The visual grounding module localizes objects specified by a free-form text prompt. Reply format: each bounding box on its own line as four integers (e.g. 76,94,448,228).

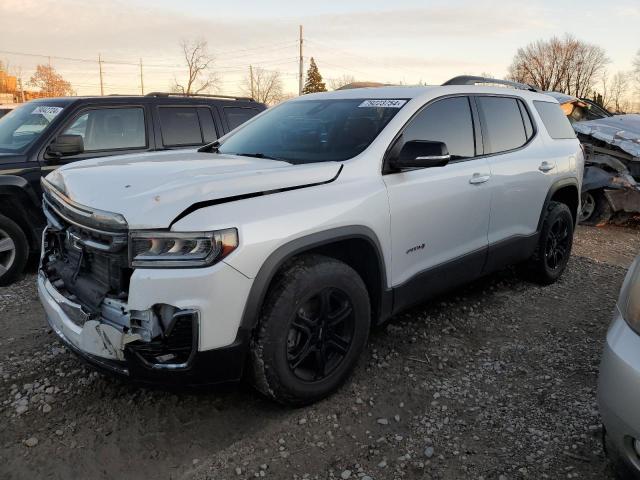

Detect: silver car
599,256,640,478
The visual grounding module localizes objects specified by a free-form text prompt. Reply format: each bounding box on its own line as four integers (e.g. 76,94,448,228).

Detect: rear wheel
579,190,612,226
251,254,370,406
0,214,29,286
519,201,574,285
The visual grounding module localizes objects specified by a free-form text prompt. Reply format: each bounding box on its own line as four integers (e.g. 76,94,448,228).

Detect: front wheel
518,201,574,285
250,254,371,406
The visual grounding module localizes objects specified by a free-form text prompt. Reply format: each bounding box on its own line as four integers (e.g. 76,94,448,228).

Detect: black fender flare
537,177,580,231
239,225,389,331
0,175,41,208
0,175,44,247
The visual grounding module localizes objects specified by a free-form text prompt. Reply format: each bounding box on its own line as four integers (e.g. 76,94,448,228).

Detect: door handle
539,160,556,172
469,173,491,184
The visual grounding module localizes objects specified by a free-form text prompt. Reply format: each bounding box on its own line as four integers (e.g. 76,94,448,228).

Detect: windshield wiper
235,152,290,162
198,140,221,153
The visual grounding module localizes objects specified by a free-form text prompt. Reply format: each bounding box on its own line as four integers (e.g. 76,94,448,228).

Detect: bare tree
241,67,284,105
508,34,609,97
172,39,218,95
29,64,74,97
328,75,356,91
608,72,629,112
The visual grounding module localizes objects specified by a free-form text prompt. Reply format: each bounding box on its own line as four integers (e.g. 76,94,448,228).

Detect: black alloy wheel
286,287,355,382
544,215,571,270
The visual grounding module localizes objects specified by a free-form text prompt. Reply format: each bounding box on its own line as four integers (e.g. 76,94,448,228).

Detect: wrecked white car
547,92,640,225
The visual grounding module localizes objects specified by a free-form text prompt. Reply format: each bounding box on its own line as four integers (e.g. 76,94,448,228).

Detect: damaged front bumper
39,272,133,375
39,270,249,385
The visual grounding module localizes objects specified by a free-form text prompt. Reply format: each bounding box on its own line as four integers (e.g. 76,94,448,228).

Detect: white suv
38,77,583,405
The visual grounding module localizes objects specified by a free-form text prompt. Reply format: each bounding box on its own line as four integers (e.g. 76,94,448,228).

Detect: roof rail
145,92,255,101
442,75,540,92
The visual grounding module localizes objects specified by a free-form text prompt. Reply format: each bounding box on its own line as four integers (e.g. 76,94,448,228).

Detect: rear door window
533,101,576,139
476,97,527,154
62,107,146,152
224,107,260,131
158,107,203,146
401,96,475,159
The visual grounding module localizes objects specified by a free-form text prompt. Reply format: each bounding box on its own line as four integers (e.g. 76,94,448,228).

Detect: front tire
519,201,574,285
251,254,370,406
0,214,29,286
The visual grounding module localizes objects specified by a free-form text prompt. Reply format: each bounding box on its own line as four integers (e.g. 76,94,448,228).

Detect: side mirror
389,140,450,170
48,134,84,157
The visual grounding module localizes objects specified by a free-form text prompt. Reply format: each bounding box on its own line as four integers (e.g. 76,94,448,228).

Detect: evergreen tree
302,57,327,94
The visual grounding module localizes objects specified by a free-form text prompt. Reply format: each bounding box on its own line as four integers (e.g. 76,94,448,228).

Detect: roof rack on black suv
442,75,540,92
145,92,254,102
0,93,266,285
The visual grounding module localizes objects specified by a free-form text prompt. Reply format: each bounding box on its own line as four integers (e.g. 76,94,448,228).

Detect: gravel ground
1,225,639,480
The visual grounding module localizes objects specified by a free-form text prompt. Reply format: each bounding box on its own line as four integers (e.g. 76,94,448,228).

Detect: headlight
129,229,238,268
619,257,640,335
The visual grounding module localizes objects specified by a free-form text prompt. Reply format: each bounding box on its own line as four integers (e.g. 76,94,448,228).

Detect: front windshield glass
0,103,65,153
217,98,407,164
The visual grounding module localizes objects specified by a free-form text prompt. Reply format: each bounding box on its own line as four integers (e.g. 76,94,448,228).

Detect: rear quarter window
533,101,576,140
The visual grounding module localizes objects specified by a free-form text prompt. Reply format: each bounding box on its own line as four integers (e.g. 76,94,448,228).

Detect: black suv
0,93,266,285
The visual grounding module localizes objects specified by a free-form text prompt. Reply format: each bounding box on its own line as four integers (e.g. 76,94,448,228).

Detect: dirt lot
1,225,639,480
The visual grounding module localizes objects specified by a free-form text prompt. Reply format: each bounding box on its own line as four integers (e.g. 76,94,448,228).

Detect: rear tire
579,190,612,226
0,214,29,286
518,201,574,285
251,254,370,406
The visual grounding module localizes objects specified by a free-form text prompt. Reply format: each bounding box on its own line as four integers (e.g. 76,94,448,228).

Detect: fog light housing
634,438,640,457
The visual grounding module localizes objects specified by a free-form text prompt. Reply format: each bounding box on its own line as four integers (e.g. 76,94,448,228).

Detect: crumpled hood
46,150,341,229
573,114,640,158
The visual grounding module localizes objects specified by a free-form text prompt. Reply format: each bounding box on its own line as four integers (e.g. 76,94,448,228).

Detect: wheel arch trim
538,177,580,230
238,226,389,331
0,175,40,207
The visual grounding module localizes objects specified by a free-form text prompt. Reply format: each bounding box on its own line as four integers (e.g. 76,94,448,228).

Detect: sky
0,0,638,96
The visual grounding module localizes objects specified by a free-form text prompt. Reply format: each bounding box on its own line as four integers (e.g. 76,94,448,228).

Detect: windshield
0,103,66,153
217,98,407,164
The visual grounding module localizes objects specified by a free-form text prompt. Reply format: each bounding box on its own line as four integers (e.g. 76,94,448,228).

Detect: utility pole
298,25,304,96
139,58,144,95
98,53,104,96
249,65,255,99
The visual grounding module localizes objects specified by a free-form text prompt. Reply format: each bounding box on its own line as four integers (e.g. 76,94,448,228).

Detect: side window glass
61,107,146,152
402,96,475,159
197,108,218,143
159,107,203,146
65,113,88,137
518,100,534,140
477,97,527,154
224,107,260,131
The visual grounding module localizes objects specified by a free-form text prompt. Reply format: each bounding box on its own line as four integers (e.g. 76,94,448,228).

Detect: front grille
42,193,132,312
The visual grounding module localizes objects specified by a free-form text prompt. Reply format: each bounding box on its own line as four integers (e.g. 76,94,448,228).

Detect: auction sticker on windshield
358,99,407,108
31,106,64,121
